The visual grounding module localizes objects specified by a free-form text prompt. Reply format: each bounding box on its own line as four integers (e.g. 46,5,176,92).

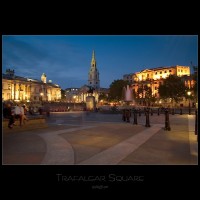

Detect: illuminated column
29,84,31,101
10,83,13,100
18,84,21,100
25,85,27,100
14,83,16,100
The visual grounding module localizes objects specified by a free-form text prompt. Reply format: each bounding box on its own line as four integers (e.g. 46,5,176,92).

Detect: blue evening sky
2,35,198,89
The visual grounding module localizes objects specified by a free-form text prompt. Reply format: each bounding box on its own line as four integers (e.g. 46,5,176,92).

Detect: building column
29,84,31,101
14,83,16,100
18,84,21,100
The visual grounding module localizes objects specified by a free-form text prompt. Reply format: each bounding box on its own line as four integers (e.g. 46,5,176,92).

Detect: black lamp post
40,92,43,102
187,91,191,115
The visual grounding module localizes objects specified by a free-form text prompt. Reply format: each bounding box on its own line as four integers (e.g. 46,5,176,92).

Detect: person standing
21,105,28,124
3,103,15,129
14,104,23,126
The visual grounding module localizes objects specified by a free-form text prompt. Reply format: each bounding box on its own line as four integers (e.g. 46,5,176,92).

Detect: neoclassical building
2,69,61,102
123,65,193,98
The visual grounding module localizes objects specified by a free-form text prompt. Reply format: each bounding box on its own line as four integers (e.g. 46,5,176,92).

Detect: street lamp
40,92,44,102
73,95,76,110
187,91,191,115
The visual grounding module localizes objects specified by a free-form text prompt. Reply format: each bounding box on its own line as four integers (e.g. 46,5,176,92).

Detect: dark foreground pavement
3,112,198,165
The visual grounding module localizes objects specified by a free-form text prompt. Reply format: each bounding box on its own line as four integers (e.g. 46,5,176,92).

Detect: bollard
151,108,153,116
138,109,141,117
157,108,160,116
133,109,138,125
122,109,126,122
126,109,130,123
164,109,171,131
172,108,174,115
195,109,197,136
180,108,182,115
145,108,151,127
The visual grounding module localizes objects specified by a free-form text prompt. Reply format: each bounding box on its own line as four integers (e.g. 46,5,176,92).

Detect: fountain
122,85,133,105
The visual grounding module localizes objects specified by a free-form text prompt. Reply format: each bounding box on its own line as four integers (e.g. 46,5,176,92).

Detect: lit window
160,72,162,74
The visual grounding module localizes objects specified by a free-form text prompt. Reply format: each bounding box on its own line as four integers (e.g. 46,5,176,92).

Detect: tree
108,79,129,101
144,85,153,106
136,84,153,106
61,89,66,100
158,75,186,104
98,93,108,102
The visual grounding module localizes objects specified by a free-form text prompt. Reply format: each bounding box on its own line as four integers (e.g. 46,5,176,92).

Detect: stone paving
2,111,198,165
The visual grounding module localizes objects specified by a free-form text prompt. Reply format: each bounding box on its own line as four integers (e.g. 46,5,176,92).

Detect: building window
181,70,183,72
164,71,167,73
90,82,92,84
155,72,157,74
169,70,171,72
155,87,157,90
154,82,157,84
160,72,162,74
160,76,162,79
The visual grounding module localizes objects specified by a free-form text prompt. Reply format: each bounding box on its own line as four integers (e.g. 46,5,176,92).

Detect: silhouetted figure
122,109,126,121
3,103,15,129
125,109,131,123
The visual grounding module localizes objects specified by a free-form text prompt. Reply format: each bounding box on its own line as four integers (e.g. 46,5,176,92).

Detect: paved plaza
3,111,198,165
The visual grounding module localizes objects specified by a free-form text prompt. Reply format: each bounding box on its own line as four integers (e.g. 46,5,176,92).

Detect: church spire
92,50,95,60
91,50,96,68
88,50,100,89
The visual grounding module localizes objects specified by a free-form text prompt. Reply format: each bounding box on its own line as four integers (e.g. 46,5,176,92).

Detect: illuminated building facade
123,65,191,98
123,65,198,107
2,69,61,102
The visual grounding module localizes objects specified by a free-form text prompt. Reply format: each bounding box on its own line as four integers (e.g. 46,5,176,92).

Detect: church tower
88,50,100,89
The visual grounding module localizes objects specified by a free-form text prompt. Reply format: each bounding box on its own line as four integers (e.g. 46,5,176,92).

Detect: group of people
3,103,28,129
